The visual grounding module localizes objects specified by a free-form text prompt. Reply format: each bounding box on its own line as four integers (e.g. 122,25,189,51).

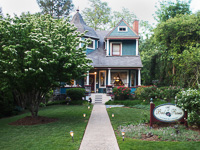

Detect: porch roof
87,31,143,68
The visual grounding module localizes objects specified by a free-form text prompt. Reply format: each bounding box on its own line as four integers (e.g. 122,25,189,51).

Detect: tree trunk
172,64,175,75
13,89,43,117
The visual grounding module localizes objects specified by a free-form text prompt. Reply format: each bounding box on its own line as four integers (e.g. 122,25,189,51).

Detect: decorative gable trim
105,19,139,39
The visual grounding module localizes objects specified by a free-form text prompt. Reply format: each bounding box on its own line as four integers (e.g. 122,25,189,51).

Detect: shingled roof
70,10,99,39
87,30,143,68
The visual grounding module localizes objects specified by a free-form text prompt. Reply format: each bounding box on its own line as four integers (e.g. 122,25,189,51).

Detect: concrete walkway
79,104,120,150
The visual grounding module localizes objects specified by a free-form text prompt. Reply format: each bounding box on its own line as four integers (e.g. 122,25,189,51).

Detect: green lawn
107,107,200,150
0,105,92,150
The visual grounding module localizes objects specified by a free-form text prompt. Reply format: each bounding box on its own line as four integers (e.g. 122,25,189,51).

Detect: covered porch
84,68,141,94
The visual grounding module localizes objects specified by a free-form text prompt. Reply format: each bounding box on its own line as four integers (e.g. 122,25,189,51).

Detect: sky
0,0,200,25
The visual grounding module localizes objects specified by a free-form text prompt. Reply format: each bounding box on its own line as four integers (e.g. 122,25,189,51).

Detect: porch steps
91,93,111,104
95,95,102,103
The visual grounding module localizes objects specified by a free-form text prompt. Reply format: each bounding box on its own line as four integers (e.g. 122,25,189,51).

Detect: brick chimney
133,20,139,35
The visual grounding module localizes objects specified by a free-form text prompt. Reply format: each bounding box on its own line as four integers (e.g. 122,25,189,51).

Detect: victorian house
59,10,143,100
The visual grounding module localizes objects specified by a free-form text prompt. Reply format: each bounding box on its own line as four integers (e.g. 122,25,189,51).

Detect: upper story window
87,39,95,49
111,43,122,56
118,26,128,32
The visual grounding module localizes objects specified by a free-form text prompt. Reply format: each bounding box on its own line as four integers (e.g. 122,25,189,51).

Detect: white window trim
111,70,129,87
110,42,122,56
118,26,128,32
87,39,95,49
99,70,106,88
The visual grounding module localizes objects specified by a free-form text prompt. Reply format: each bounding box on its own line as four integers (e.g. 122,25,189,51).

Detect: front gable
106,19,138,38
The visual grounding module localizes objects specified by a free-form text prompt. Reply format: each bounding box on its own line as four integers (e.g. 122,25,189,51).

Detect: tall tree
140,0,194,86
82,0,111,30
0,13,92,117
154,0,191,22
110,7,137,28
154,12,200,87
37,0,74,19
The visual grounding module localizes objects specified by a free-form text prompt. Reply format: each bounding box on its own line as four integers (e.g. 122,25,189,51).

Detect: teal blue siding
86,49,95,54
109,21,137,37
109,40,136,56
122,40,136,55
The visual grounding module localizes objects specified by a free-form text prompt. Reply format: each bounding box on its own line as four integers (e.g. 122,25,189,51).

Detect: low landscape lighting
150,98,153,103
112,113,114,118
70,131,74,142
122,130,125,141
88,106,90,109
83,113,86,118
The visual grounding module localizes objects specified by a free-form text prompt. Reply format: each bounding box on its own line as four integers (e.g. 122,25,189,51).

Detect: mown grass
107,107,200,150
0,105,92,150
105,99,170,107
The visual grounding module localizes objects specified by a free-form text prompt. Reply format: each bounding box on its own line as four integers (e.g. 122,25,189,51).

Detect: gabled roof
105,19,139,39
70,10,99,39
87,30,143,68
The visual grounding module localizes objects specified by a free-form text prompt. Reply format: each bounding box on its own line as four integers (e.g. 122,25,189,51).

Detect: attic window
118,26,128,32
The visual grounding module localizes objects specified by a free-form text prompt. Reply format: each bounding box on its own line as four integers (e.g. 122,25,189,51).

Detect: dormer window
118,26,128,32
87,39,95,49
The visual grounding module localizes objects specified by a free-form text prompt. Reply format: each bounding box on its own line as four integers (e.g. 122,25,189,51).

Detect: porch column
107,39,109,56
108,68,111,85
86,71,89,85
136,39,139,56
138,68,141,86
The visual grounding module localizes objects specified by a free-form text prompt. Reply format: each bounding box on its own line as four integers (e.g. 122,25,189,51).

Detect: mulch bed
9,116,58,126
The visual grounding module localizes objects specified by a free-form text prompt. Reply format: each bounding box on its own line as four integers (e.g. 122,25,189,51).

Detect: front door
89,75,95,92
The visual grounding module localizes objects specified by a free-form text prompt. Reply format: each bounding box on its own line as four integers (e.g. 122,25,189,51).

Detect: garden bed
107,107,200,150
118,123,200,142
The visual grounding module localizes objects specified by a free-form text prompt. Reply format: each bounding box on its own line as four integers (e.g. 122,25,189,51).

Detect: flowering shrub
113,86,131,100
158,86,182,101
177,88,200,125
135,86,182,102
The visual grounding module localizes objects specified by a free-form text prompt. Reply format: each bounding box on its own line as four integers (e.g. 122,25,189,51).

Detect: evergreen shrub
66,88,85,101
0,87,15,118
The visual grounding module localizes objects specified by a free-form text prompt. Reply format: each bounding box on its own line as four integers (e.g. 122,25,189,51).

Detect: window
112,43,121,56
111,71,128,87
87,39,95,49
99,70,106,88
118,26,128,32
